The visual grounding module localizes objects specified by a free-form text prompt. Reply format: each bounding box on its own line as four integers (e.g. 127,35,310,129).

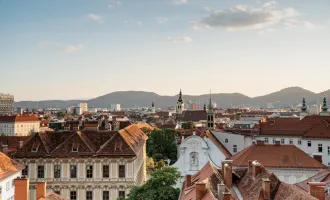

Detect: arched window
225,138,228,143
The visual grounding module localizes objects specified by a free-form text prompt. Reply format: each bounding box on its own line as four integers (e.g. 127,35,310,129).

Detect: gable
303,120,330,139
14,133,49,158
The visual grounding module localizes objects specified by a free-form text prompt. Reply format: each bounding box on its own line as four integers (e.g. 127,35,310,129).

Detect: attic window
72,143,79,152
115,141,123,151
31,142,40,152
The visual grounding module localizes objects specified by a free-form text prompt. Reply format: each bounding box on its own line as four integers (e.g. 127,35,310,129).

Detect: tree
126,166,181,200
147,129,179,163
146,156,155,173
57,111,66,118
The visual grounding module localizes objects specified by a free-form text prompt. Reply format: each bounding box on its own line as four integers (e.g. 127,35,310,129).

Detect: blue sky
1,0,330,101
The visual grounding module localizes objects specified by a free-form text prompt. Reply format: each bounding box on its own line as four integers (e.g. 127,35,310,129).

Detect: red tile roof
13,124,148,159
228,142,326,169
0,152,24,180
295,168,330,192
38,192,68,200
0,115,39,122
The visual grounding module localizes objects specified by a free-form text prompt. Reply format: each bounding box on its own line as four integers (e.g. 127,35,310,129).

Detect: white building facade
110,104,121,112
0,116,40,136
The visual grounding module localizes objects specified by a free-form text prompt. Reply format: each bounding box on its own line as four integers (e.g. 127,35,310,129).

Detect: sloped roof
0,152,23,180
295,168,330,192
207,131,232,158
228,142,326,169
179,110,207,122
13,124,148,158
38,192,68,200
0,115,39,122
303,120,330,138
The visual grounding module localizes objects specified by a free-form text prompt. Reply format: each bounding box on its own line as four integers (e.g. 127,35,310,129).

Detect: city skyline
1,0,330,101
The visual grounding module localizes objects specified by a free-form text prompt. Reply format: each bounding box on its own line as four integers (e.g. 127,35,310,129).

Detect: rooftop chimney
217,183,226,200
262,178,271,200
15,177,29,200
195,182,207,200
223,191,231,200
19,141,24,148
308,182,326,200
186,174,192,187
248,160,253,171
222,160,233,188
36,182,47,200
252,161,263,178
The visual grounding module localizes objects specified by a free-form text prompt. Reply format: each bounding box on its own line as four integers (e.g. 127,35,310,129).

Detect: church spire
152,101,155,108
301,97,307,112
208,90,213,111
322,97,328,112
178,89,183,103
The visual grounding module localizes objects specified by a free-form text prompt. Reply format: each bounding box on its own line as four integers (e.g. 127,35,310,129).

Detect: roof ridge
50,132,75,153
233,145,255,166
77,131,96,152
96,132,118,153
37,132,51,154
207,131,232,158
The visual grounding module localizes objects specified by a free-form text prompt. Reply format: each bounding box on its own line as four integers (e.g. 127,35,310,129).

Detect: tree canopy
147,129,179,163
126,166,181,200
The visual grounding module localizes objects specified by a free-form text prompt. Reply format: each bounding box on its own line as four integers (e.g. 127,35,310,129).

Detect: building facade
0,115,40,136
13,124,148,200
0,152,23,200
110,104,121,112
0,93,14,116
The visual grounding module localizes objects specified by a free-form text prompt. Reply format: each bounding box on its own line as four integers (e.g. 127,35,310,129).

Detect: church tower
176,89,184,114
320,97,329,116
151,101,156,113
300,98,308,120
207,91,215,130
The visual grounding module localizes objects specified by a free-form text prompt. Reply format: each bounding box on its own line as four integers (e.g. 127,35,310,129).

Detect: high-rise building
78,102,88,113
110,104,121,111
0,93,14,115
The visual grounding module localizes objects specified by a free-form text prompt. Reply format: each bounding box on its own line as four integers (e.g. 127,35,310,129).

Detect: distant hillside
13,87,330,109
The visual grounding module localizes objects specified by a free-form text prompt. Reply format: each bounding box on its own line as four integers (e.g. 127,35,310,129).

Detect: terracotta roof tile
228,142,326,169
38,192,68,200
0,115,39,122
0,152,23,180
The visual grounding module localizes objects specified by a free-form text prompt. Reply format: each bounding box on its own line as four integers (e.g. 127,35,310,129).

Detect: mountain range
14,87,330,109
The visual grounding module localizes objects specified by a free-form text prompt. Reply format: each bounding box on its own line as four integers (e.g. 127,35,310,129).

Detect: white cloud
58,44,84,53
192,3,301,31
38,42,85,53
136,21,143,25
86,14,103,23
284,19,315,29
174,0,188,5
167,36,193,43
156,17,168,24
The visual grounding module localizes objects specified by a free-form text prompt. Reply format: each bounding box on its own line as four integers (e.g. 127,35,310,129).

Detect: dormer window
72,143,79,152
115,141,123,151
31,142,40,152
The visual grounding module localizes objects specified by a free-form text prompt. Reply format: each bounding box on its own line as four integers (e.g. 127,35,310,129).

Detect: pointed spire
152,101,155,108
178,89,183,103
322,97,328,112
208,89,213,110
301,97,307,112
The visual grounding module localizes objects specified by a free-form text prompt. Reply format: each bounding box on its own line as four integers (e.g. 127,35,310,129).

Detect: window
119,191,125,198
225,138,228,143
6,182,10,191
272,138,276,144
233,145,237,153
264,138,268,144
119,165,125,178
289,139,293,144
22,166,28,176
72,143,79,152
86,191,93,200
281,139,285,144
308,141,312,147
103,191,109,200
70,191,77,200
298,140,302,145
103,165,110,178
86,165,93,178
37,165,44,178
70,165,77,178
54,165,61,178
319,144,323,153
328,146,330,155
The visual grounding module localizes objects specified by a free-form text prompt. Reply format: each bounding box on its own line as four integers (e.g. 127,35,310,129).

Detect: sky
1,0,330,101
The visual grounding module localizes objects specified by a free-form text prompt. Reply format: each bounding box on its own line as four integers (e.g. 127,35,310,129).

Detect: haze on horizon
1,0,330,101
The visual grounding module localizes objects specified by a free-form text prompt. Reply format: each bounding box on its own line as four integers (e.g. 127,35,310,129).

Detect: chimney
195,182,207,200
248,160,253,171
223,191,231,200
15,177,29,200
262,178,271,200
186,174,192,187
222,160,233,188
1,144,8,154
36,182,47,200
252,161,263,178
217,183,226,200
308,182,326,200
19,141,24,148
